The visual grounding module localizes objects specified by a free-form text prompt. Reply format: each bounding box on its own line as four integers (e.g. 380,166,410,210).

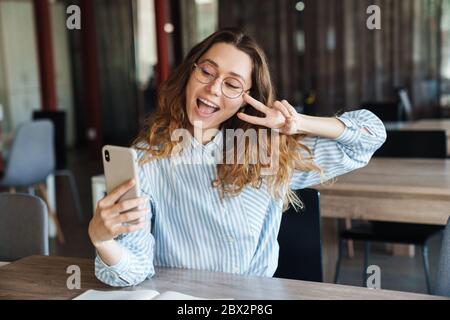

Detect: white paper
73,289,160,300
73,289,212,300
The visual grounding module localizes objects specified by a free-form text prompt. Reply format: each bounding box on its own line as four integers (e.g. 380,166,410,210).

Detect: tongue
198,100,217,115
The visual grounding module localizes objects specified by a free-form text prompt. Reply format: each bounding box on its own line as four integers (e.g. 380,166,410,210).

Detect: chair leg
334,238,344,284
421,244,432,294
55,169,84,223
345,219,355,258
363,241,371,287
37,183,65,244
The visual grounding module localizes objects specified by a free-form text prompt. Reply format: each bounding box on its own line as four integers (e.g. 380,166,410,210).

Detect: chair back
396,88,413,121
360,102,403,122
436,218,450,297
33,111,66,169
0,120,55,187
0,193,49,261
274,188,323,282
374,130,447,159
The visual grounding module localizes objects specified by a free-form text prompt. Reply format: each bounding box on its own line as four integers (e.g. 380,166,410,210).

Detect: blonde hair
134,28,320,210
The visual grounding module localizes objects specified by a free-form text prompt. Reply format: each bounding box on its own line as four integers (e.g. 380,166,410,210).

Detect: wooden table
0,255,446,300
317,158,450,225
314,157,450,282
386,119,450,156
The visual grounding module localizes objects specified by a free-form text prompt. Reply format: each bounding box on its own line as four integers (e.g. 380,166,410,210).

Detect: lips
195,98,220,118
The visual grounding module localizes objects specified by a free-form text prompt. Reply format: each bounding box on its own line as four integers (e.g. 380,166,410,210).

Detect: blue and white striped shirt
95,109,386,287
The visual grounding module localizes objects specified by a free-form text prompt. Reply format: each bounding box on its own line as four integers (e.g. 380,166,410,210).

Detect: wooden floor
50,147,443,294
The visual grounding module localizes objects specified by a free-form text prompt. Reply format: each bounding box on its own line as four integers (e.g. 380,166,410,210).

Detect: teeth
199,98,219,109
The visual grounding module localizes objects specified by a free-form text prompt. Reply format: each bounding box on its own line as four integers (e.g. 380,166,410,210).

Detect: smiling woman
88,28,387,287
134,29,324,202
187,45,252,125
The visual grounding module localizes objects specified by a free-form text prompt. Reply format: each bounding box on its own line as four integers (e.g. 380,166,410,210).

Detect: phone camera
104,150,110,162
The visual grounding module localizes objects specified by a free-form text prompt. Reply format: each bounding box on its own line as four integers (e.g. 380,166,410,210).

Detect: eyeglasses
193,62,250,99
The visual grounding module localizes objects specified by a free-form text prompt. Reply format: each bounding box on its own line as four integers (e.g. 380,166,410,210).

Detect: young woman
88,28,386,287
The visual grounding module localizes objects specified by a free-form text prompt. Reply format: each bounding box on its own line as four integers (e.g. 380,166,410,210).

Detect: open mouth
196,98,220,117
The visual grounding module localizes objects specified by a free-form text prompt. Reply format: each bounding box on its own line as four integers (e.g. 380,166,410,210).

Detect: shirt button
232,266,239,273
228,237,234,244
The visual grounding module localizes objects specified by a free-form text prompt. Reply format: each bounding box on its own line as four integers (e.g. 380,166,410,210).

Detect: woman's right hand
88,179,149,248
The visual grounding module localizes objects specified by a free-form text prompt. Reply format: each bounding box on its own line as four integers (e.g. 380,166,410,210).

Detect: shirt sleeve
289,109,387,189
94,146,156,287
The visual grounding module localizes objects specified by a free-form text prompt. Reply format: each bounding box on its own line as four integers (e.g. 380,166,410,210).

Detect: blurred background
0,0,450,294
1,0,449,152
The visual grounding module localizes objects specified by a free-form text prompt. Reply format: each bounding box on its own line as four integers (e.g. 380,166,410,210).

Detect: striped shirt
95,109,386,287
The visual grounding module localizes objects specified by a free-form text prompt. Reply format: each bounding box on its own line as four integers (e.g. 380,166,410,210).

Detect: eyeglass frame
192,62,252,99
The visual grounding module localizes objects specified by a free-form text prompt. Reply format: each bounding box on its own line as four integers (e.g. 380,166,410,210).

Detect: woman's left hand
237,94,302,135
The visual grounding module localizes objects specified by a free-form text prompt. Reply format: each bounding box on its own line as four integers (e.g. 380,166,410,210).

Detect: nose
206,78,222,97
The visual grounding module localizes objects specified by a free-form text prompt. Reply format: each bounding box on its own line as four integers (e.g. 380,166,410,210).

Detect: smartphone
102,145,141,213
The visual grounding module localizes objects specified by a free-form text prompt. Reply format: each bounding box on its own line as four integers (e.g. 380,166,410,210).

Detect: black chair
361,88,413,123
396,88,413,121
435,218,450,297
374,130,447,159
334,130,447,293
360,101,403,122
274,188,323,282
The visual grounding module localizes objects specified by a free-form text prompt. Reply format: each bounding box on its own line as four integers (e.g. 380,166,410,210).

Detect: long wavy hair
134,28,320,210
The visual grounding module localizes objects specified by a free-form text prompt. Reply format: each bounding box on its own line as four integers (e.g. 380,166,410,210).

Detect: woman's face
185,42,253,132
